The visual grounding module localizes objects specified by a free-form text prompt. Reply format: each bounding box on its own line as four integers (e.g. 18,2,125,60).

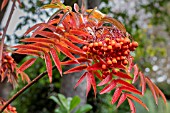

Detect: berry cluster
83,31,138,79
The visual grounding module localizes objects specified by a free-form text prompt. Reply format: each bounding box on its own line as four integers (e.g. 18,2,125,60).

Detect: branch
0,0,16,67
0,65,56,112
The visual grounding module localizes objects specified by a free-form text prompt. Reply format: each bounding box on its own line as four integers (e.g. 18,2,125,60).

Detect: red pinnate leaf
132,64,139,83
115,71,132,80
88,72,97,97
65,34,88,44
55,43,78,62
18,58,36,72
127,99,136,113
120,86,142,95
14,49,41,57
86,74,91,97
24,23,44,36
44,52,52,83
50,48,62,76
87,62,102,71
61,57,90,65
152,82,167,104
116,79,135,89
117,93,127,108
126,93,149,111
21,38,55,44
1,0,9,11
98,74,112,86
145,77,158,105
74,72,87,89
64,64,87,74
111,88,122,104
61,38,84,53
35,31,60,40
70,29,90,38
139,72,146,95
100,80,117,94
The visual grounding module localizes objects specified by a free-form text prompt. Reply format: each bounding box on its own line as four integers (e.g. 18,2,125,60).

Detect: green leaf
58,94,70,111
49,96,61,106
70,96,81,111
75,104,92,113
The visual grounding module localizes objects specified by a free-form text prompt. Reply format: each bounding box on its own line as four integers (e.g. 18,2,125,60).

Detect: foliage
0,0,167,113
50,94,92,113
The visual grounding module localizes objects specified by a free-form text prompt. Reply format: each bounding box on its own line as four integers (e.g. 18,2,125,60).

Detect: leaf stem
0,0,16,67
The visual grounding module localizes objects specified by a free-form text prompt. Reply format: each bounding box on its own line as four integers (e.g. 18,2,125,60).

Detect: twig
0,65,56,113
0,0,16,67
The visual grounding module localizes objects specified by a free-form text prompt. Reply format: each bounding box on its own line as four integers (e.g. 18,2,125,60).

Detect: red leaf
88,72,97,97
61,57,90,65
115,71,132,80
70,29,90,38
132,64,139,83
44,52,52,83
98,74,112,86
120,86,142,95
127,99,136,113
18,58,36,72
116,79,135,89
74,72,87,89
55,43,78,62
50,48,62,76
14,49,41,57
100,80,117,94
128,57,134,72
35,31,60,40
126,93,149,111
24,23,44,36
87,62,102,71
21,38,55,44
86,74,91,97
61,38,84,53
117,93,127,108
139,72,146,95
145,77,158,105
64,64,87,74
1,0,9,11
20,72,31,83
113,64,126,70
65,34,88,44
111,88,122,104
152,82,167,104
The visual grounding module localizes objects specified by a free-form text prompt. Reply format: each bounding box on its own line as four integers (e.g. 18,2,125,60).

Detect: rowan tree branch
0,0,16,67
0,65,56,113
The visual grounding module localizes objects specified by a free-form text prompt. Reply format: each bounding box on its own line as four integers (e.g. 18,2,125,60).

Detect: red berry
132,41,138,48
102,64,107,70
107,60,112,65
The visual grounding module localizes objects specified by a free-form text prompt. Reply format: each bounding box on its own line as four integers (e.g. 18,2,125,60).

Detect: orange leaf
44,52,52,83
88,72,97,97
127,99,136,113
64,64,87,74
120,86,142,95
132,64,139,83
61,57,90,65
1,0,9,11
101,17,126,32
111,88,122,104
50,48,62,76
116,79,135,89
74,72,87,89
86,73,91,97
35,31,60,40
139,72,146,95
24,23,44,36
100,80,117,94
117,93,127,108
18,58,36,72
65,34,88,44
115,71,132,80
21,38,55,44
126,93,149,111
97,74,112,86
14,49,41,57
70,29,90,38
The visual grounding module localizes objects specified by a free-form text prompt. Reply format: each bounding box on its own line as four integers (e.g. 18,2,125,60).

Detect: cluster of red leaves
13,2,166,113
0,49,30,86
0,98,17,113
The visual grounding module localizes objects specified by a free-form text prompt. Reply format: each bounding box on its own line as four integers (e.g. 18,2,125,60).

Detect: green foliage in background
50,94,92,113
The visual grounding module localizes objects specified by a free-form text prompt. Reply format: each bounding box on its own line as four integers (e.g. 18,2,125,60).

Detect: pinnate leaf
88,72,97,97
117,93,127,108
132,64,139,83
127,99,136,113
111,88,122,104
100,80,117,94
120,86,142,95
74,72,87,89
115,71,132,80
18,58,37,72
139,72,146,95
98,74,112,86
64,65,87,74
